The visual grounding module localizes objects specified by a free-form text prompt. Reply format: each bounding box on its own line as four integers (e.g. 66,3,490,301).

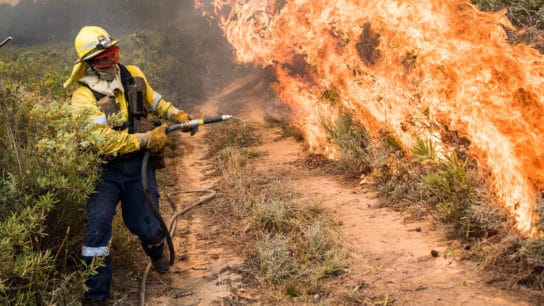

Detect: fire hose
139,115,232,305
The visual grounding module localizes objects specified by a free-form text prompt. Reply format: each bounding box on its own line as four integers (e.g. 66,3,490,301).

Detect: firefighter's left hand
173,111,198,136
172,110,190,123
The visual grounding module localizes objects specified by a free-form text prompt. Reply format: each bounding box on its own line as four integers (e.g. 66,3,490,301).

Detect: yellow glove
173,111,198,136
145,124,168,153
172,110,191,123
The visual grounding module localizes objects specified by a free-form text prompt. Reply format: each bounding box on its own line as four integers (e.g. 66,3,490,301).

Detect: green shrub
0,193,55,303
0,77,102,304
0,45,72,98
412,139,472,226
412,138,506,239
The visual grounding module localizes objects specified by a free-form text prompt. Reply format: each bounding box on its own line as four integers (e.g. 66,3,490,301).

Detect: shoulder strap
118,64,137,134
118,63,132,84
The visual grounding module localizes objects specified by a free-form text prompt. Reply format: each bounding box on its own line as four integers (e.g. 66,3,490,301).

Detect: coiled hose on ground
138,189,216,306
139,116,232,305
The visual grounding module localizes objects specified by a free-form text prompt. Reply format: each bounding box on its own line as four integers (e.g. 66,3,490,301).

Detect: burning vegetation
198,0,544,237
1,0,544,304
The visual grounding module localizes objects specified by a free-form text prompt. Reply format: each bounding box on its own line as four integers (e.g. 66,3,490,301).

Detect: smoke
0,0,283,120
0,1,260,105
0,0,201,45
0,0,18,5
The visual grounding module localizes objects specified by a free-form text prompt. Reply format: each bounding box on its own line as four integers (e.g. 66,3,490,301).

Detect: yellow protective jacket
71,64,185,155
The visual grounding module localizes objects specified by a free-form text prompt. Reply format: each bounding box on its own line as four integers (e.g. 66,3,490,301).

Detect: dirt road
140,73,538,305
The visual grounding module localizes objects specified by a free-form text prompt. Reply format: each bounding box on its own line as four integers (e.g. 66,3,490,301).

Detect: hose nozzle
167,114,234,134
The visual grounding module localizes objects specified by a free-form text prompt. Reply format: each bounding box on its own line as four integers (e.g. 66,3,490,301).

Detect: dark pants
82,153,165,302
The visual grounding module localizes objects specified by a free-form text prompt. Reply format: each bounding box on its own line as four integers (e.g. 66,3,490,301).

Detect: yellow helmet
74,26,119,62
64,26,119,88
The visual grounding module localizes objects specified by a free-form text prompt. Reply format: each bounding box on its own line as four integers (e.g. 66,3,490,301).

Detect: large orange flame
198,0,544,237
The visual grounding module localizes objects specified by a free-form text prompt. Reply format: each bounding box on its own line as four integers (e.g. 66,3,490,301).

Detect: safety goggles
89,46,119,69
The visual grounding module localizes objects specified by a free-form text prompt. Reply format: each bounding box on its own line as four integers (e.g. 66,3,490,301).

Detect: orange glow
199,0,544,237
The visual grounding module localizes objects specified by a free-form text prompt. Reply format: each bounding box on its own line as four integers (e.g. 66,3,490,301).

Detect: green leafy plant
412,138,507,239
0,74,102,304
412,138,480,238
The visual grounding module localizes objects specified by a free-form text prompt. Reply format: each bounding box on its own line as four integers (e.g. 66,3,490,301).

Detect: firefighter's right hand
145,124,168,153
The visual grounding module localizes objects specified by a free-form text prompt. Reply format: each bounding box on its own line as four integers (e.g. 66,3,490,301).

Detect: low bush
0,80,102,304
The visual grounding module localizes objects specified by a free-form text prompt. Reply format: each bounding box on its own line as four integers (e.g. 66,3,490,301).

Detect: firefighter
64,26,196,304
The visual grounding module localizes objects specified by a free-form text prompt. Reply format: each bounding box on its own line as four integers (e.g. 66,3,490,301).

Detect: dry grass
205,122,346,302
320,108,373,179
264,115,305,142
206,121,262,158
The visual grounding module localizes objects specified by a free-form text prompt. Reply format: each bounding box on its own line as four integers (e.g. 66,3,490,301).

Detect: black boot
151,255,169,273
